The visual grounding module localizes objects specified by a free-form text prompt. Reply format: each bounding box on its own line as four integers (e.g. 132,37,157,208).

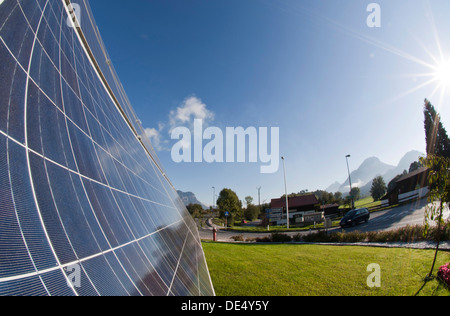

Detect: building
270,194,322,225
320,204,341,217
383,167,429,205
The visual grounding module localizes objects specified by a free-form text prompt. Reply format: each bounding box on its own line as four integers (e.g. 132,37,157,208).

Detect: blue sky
89,0,450,206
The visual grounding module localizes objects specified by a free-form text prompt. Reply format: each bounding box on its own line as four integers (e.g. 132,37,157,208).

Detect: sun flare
434,58,450,88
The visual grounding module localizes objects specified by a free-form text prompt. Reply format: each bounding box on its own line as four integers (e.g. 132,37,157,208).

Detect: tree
334,192,343,205
350,187,360,201
217,188,242,226
343,195,352,208
244,196,254,206
387,170,407,193
420,155,450,279
370,176,387,201
314,190,343,205
315,190,330,205
421,100,450,280
409,161,423,173
244,204,260,221
186,203,204,219
424,99,450,158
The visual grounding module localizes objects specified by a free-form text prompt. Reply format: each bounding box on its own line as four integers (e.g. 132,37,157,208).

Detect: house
270,194,321,225
320,204,341,217
383,167,429,205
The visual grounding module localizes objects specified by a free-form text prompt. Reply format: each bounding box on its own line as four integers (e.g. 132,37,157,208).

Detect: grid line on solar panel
0,128,177,212
21,0,69,287
65,0,170,188
0,141,179,262
53,22,169,198
0,195,182,270
62,1,137,135
0,133,209,294
21,2,153,292
166,230,190,296
0,0,214,296
0,32,170,198
0,137,37,279
0,218,185,288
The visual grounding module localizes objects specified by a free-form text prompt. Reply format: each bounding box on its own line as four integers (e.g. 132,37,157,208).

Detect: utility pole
212,186,215,210
281,157,289,229
345,155,355,210
257,186,261,207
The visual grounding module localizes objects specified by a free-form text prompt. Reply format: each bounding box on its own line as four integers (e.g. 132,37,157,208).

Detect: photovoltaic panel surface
0,0,215,296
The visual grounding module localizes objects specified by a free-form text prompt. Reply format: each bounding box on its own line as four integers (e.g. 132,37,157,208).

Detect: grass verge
203,242,450,296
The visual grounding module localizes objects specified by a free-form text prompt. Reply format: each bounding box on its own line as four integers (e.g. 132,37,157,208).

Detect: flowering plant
437,263,450,287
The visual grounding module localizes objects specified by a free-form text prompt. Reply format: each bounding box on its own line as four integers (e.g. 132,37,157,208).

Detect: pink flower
438,263,450,286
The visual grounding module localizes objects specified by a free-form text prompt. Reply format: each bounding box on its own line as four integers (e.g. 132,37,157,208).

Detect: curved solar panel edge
0,0,215,296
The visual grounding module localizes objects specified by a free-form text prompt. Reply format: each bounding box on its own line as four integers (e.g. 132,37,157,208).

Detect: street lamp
212,186,215,210
281,157,289,229
257,186,261,208
345,155,355,209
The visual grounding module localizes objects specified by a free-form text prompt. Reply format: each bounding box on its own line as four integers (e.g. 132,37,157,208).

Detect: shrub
427,225,449,242
255,233,292,243
292,233,303,242
270,232,292,243
231,235,244,242
254,224,449,244
302,231,330,243
328,232,343,243
255,236,272,243
341,231,367,243
366,231,379,242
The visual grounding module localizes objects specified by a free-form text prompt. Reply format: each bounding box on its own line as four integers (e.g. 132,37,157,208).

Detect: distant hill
326,150,424,196
177,190,208,209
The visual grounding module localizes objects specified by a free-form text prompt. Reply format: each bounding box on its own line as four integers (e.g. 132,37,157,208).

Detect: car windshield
343,210,357,219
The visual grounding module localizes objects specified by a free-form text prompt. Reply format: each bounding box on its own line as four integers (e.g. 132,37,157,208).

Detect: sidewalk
291,240,450,251
205,217,220,230
199,221,450,251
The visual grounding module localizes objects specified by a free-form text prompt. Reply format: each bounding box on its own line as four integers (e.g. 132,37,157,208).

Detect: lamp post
257,186,261,210
281,157,289,229
345,155,355,209
212,186,215,210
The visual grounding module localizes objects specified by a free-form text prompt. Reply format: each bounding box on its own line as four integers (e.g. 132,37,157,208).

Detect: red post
213,227,217,242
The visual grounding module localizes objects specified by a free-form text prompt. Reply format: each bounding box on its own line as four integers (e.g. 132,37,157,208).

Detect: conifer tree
424,99,450,158
421,99,450,280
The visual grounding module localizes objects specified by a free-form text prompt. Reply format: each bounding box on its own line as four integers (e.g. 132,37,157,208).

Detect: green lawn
339,196,382,209
203,242,450,296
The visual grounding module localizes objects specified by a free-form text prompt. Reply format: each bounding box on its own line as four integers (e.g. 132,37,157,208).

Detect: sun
433,58,450,89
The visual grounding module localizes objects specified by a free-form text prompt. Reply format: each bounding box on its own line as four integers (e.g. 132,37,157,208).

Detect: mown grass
203,242,450,296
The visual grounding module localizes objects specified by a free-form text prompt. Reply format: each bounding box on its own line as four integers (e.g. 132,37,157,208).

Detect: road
333,198,430,233
199,198,450,242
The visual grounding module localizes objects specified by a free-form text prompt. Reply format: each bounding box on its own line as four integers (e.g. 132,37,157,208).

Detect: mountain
326,150,424,196
381,150,425,184
326,181,341,193
177,190,208,209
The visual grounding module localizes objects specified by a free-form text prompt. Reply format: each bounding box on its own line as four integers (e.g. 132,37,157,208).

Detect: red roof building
271,194,320,212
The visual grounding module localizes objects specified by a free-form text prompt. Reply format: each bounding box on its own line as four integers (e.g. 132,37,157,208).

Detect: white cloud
144,95,215,152
169,96,214,130
145,126,168,151
145,127,161,150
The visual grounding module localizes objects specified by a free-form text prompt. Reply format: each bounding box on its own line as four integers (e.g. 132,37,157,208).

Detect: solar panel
0,0,215,296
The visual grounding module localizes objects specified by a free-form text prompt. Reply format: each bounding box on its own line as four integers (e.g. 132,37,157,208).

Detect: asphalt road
333,198,431,233
199,198,450,242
